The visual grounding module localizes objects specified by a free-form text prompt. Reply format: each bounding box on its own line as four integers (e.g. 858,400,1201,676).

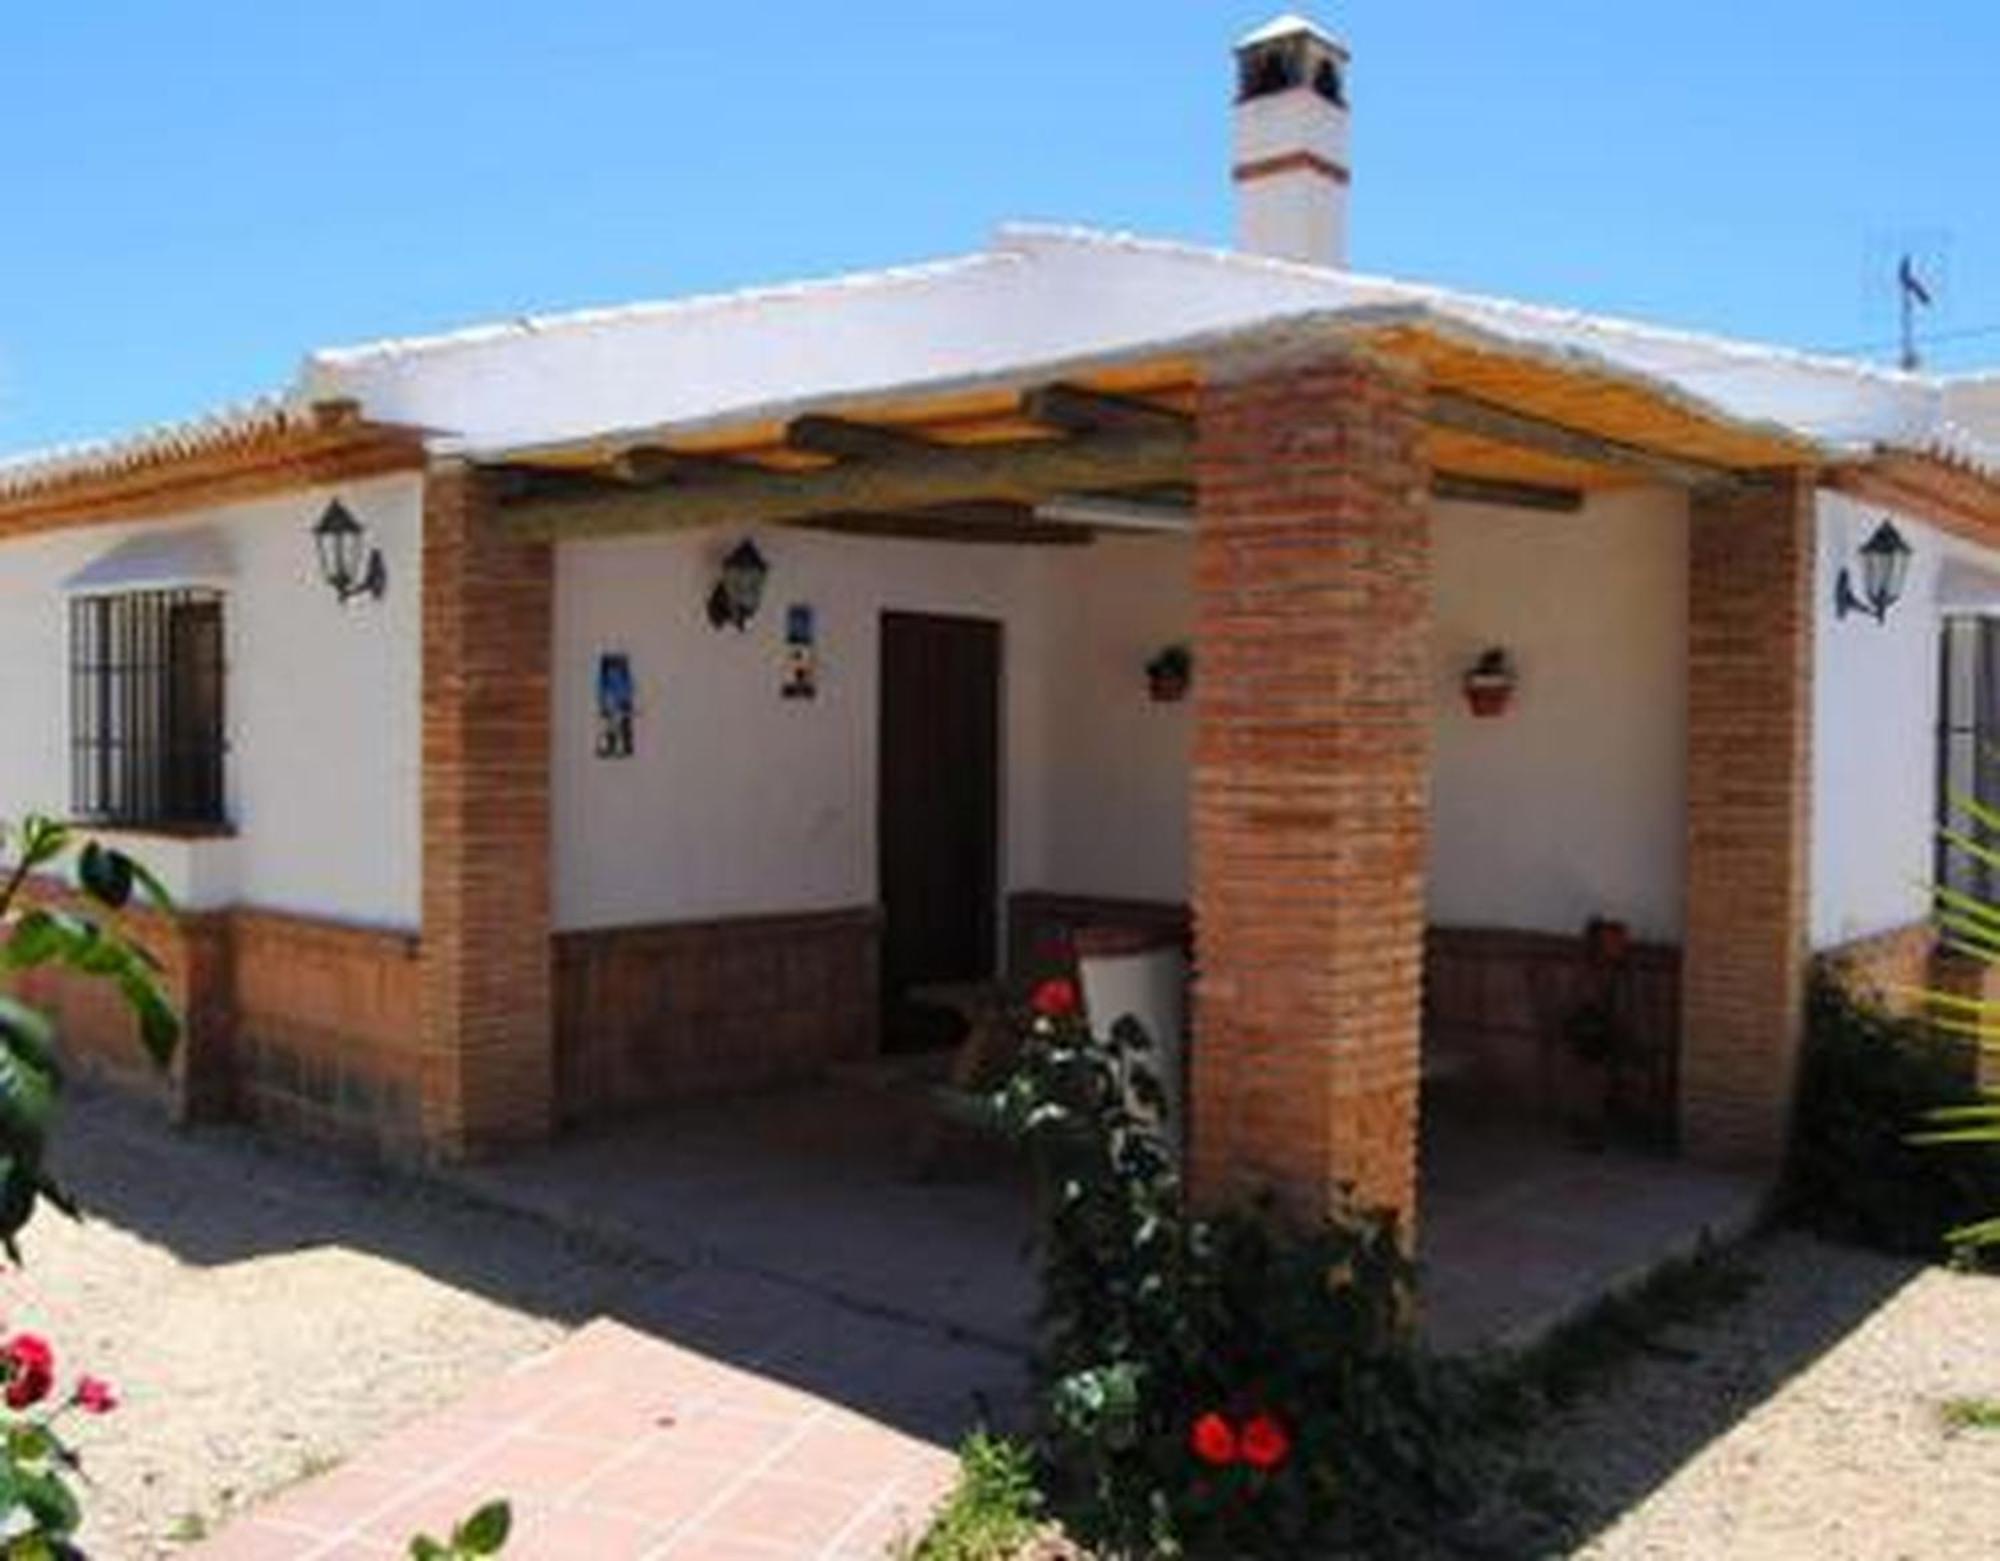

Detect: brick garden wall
554,907,879,1123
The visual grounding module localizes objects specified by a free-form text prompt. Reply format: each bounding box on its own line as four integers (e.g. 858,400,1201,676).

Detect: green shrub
913,1435,1045,1561
1786,974,2000,1261
995,980,1508,1559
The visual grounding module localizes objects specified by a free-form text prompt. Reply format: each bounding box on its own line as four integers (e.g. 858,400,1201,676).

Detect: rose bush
996,985,1505,1557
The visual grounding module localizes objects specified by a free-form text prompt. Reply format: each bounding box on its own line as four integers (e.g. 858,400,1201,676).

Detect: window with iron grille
69,589,226,828
1938,615,2000,903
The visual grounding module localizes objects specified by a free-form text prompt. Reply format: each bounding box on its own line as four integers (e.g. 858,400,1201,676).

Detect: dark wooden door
878,612,1002,1030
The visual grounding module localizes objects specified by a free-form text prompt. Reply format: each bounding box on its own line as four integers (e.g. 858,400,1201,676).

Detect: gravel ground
6,1093,1996,1560
14,1090,673,1558
1552,1232,2000,1560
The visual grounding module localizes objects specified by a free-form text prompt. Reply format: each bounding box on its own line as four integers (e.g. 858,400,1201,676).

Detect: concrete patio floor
445,1078,1765,1359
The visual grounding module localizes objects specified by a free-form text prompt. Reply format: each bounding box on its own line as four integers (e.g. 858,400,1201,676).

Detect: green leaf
408,1539,450,1561
16,1469,80,1537
75,843,133,911
7,1426,51,1465
452,1500,512,1555
0,1000,59,1082
0,1045,57,1155
14,819,71,875
119,974,179,1070
2,914,66,972
122,855,176,915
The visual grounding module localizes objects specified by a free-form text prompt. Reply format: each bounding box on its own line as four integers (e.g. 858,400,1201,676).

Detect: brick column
1681,470,1815,1170
420,462,554,1157
1188,348,1431,1227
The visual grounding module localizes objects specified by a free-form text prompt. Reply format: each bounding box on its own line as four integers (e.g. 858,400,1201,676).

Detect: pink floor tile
578,1444,743,1527
692,1473,881,1551
197,1319,959,1561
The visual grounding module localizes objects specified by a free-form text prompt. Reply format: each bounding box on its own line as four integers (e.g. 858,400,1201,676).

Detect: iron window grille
1937,615,2000,904
69,588,226,828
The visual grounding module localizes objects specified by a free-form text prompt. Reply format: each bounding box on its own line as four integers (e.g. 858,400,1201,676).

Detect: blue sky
2,1,1995,455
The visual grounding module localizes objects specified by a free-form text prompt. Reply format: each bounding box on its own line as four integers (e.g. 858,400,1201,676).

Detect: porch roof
3,224,1998,538
466,302,1837,545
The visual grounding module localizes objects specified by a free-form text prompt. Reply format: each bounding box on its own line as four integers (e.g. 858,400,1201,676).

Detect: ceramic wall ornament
596,652,635,757
782,604,818,700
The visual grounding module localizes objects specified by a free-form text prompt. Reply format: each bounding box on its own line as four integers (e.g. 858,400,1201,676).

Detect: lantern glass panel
1860,521,1912,615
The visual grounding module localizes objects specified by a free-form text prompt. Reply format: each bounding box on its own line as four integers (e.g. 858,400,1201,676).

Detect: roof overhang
1823,446,2000,548
0,399,430,538
485,305,1822,545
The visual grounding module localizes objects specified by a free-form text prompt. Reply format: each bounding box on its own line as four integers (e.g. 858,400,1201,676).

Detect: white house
2,16,1996,1230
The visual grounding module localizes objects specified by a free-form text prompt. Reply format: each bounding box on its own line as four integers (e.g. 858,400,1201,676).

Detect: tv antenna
1898,254,1934,371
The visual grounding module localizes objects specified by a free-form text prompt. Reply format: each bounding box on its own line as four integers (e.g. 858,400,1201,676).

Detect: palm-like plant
1917,797,2000,1250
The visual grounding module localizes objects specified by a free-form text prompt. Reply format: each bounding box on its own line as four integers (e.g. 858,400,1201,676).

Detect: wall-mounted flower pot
1146,645,1192,704
1461,648,1516,718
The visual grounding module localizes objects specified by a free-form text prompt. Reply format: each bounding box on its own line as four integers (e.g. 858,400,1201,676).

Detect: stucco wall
551,527,1198,933
0,471,424,925
1034,535,1193,905
1428,488,1690,941
1809,492,1983,949
552,526,1048,930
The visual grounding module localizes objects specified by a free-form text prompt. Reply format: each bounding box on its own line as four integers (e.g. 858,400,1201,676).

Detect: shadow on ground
1514,1235,1928,1557
48,1086,1946,1557
49,1084,1030,1448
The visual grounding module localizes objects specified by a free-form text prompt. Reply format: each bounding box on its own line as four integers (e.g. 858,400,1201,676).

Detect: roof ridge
305,248,1021,372
993,222,1945,396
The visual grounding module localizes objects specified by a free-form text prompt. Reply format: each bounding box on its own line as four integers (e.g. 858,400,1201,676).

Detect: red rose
4,1334,54,1410
1030,978,1080,1020
1239,1412,1291,1471
1189,1411,1238,1467
73,1375,117,1415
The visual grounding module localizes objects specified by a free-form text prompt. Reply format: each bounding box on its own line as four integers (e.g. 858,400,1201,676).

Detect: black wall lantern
312,499,387,604
1834,519,1913,623
706,539,769,631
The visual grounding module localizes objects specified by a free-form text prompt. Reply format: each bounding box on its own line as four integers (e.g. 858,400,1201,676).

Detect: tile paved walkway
195,1319,956,1560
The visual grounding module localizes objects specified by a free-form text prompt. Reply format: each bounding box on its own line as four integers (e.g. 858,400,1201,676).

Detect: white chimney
1232,14,1351,267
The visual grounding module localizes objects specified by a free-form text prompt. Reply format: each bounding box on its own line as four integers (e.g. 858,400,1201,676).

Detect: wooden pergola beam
1429,390,1736,490
796,505,1092,546
498,426,1193,539
784,415,933,461
1432,471,1584,513
1021,383,1192,437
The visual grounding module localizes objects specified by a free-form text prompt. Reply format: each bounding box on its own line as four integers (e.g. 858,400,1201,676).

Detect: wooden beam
784,415,932,462
795,505,1093,546
499,427,1192,539
1021,383,1191,437
1431,471,1585,513
1428,390,1736,490
608,445,750,484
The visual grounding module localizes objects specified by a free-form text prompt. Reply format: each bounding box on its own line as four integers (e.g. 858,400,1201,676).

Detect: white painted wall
0,472,424,926
1428,489,1689,941
1807,493,2000,949
551,526,1197,932
552,526,1049,930
1035,536,1193,904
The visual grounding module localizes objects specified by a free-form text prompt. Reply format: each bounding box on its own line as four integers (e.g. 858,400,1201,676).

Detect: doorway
877,611,1002,1050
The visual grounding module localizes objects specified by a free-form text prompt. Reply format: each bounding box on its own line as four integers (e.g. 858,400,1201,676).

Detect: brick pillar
1188,348,1431,1227
420,462,555,1157
1681,470,1815,1170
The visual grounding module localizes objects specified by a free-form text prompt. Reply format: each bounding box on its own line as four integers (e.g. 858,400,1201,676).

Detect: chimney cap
1235,12,1348,59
